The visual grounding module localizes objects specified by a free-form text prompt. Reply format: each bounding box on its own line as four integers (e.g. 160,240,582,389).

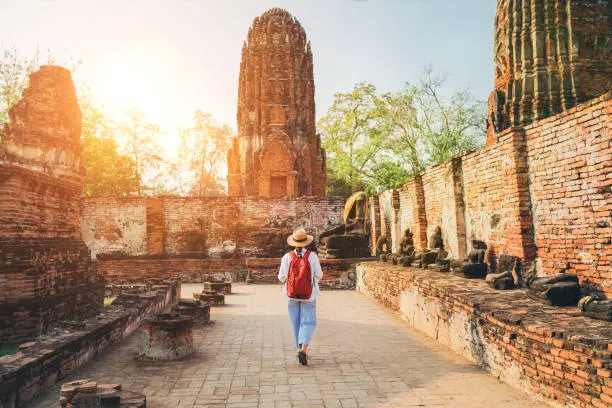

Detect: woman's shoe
297,350,308,366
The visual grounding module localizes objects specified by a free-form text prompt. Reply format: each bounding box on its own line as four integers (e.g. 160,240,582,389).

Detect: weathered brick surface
0,66,103,346
462,129,536,274
357,262,612,408
525,94,612,295
228,8,326,197
397,175,427,251
487,0,611,143
421,157,467,258
82,196,345,258
371,93,610,292
80,197,147,256
0,278,179,408
95,257,369,289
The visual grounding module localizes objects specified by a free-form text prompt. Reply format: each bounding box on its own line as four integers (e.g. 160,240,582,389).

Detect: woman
278,228,323,366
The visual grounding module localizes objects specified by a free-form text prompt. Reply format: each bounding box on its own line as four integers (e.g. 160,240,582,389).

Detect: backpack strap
303,250,311,260
289,251,298,261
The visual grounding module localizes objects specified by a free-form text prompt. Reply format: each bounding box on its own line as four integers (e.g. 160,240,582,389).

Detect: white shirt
278,249,324,302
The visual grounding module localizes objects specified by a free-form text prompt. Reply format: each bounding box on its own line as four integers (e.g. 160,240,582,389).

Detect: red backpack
286,250,313,300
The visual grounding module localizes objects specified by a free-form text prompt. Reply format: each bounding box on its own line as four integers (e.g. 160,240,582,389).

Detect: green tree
406,70,485,165
367,161,411,194
319,70,486,194
319,83,390,194
120,107,165,195
0,46,49,124
80,94,140,196
176,110,233,196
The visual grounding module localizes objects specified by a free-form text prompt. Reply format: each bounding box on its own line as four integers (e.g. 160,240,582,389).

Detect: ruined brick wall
357,262,612,408
398,176,428,251
82,196,345,258
0,278,179,407
95,257,368,289
422,158,467,258
462,129,536,272
370,92,610,294
228,8,327,197
0,66,103,346
525,94,611,295
81,197,147,257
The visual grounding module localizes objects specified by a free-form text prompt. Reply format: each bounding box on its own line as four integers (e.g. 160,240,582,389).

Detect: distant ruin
228,8,327,197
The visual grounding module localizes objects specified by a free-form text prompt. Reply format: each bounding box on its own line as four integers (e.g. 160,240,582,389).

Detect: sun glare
91,55,162,123
88,50,182,152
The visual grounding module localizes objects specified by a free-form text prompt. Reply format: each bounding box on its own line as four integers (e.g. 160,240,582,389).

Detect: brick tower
228,8,327,197
487,0,612,145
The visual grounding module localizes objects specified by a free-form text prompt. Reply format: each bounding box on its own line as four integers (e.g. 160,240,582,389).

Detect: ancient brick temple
487,0,612,144
228,8,327,197
0,66,104,345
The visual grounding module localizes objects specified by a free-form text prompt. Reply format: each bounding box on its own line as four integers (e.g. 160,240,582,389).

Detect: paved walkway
33,284,543,408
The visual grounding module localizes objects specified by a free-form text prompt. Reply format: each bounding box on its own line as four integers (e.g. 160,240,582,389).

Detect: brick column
146,198,165,255
369,195,381,256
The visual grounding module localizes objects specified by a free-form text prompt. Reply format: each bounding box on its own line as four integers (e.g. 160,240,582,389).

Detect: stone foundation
59,380,146,407
0,279,179,408
204,280,232,295
96,257,370,289
172,299,211,325
138,314,194,361
356,262,612,407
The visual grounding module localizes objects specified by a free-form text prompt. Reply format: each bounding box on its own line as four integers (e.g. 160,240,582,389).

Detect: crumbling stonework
0,66,103,346
82,196,345,258
59,380,146,408
138,314,194,361
357,262,612,407
0,278,178,407
487,0,612,144
228,8,327,197
371,93,611,295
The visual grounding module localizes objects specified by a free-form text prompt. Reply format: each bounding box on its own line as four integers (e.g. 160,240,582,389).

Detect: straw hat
287,228,314,247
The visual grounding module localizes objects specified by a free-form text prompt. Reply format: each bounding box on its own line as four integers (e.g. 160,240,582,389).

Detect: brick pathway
33,284,543,408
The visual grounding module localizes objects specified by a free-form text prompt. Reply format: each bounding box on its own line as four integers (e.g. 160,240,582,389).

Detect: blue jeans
288,300,316,348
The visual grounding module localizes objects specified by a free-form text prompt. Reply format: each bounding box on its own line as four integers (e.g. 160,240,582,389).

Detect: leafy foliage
119,107,167,195
319,69,486,194
0,46,48,124
80,95,140,196
176,111,233,196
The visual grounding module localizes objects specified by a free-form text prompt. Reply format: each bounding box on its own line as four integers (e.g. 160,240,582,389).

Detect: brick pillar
378,193,387,247
390,189,401,253
369,195,380,256
450,157,467,259
509,129,537,277
413,175,428,251
146,198,165,255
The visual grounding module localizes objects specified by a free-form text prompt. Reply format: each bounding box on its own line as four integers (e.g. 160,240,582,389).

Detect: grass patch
104,296,117,307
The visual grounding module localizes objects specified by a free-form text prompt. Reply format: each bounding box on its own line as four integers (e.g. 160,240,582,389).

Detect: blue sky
0,0,496,148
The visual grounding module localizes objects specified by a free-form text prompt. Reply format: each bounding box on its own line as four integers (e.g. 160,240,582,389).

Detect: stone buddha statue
397,229,416,266
318,192,371,259
451,240,488,279
412,227,443,268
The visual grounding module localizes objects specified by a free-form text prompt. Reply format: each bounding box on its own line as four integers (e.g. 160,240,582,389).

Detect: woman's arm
278,253,290,283
310,252,323,281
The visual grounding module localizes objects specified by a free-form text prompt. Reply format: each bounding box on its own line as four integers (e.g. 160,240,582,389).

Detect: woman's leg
287,299,301,349
297,301,317,352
